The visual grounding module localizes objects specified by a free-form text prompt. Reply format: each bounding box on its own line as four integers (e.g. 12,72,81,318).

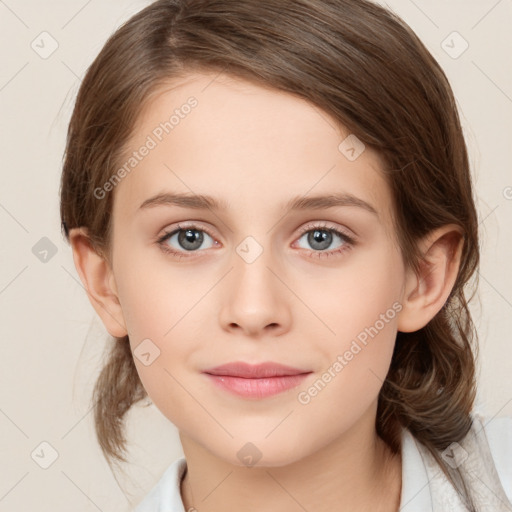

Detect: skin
69,71,463,512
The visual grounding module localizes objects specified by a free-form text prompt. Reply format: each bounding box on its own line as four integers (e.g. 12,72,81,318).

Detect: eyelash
156,222,356,260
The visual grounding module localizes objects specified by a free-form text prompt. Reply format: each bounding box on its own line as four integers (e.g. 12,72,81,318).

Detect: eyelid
295,221,358,242
156,221,217,242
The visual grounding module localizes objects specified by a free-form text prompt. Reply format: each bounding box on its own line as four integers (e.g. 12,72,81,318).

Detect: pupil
309,229,331,250
179,229,203,250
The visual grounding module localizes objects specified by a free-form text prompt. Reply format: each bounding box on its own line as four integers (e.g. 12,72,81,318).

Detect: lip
204,361,310,378
203,362,312,399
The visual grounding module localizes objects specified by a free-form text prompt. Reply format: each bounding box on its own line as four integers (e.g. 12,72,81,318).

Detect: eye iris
308,229,332,250
178,229,204,250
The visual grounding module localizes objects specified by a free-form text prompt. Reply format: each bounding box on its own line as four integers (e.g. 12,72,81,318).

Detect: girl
59,0,512,510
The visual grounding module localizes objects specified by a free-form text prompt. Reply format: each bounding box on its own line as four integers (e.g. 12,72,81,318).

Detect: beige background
0,0,511,510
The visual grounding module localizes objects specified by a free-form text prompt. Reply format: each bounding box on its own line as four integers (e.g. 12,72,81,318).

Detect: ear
396,224,464,333
68,227,128,338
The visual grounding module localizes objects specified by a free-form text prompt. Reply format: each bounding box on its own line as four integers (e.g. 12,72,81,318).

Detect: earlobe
69,227,128,338
396,225,464,333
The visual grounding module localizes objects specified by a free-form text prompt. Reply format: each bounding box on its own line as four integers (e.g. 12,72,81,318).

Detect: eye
156,221,356,260
294,222,356,259
156,223,216,257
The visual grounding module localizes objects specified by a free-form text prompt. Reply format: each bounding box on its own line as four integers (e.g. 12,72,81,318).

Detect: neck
179,406,402,512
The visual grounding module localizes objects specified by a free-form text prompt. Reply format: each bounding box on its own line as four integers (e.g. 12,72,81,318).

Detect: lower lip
204,373,311,399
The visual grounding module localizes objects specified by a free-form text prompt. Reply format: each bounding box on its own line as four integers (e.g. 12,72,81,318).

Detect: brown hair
59,0,480,507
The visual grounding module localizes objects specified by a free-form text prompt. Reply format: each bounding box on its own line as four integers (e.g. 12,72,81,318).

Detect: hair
60,0,481,508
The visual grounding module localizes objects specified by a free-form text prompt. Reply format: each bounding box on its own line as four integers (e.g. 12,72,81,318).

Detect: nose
218,243,292,337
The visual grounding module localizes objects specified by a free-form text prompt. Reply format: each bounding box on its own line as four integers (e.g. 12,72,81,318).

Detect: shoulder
399,413,512,511
134,457,187,512
473,413,512,503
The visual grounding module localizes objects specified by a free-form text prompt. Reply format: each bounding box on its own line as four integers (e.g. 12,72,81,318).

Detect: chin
219,437,311,469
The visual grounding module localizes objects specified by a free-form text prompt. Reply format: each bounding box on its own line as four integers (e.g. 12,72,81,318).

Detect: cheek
294,276,401,439
113,242,197,338
309,243,404,343
308,246,403,391
112,247,210,401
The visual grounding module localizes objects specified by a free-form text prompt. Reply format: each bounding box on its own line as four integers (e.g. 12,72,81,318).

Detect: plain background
0,0,511,510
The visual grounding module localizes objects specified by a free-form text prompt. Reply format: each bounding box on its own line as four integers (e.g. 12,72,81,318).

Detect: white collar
399,428,434,511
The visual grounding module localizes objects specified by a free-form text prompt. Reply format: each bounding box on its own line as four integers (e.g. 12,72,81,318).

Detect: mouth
203,361,312,399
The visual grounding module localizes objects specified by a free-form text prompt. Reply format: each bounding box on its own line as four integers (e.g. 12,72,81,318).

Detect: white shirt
134,414,512,512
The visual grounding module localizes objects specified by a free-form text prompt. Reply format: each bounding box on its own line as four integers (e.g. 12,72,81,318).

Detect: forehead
113,71,393,227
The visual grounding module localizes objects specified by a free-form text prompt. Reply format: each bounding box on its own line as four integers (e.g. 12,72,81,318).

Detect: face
109,71,407,467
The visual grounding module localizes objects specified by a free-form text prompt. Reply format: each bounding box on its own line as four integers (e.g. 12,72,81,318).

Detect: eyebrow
138,192,378,216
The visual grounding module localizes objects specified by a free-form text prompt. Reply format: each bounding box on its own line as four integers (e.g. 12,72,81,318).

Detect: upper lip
204,362,311,378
